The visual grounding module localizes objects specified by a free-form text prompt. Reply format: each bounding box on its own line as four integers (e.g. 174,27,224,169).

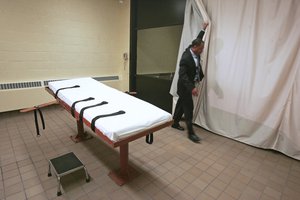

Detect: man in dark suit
172,23,208,143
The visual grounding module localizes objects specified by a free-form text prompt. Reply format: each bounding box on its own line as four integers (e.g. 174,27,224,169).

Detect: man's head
191,38,204,55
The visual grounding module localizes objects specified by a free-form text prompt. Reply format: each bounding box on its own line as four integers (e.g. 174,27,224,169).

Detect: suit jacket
177,30,205,96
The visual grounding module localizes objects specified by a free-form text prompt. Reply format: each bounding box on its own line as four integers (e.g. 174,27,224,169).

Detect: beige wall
137,25,182,74
0,0,130,112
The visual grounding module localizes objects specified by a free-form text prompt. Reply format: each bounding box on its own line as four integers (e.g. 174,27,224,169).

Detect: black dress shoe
171,123,184,131
188,133,201,143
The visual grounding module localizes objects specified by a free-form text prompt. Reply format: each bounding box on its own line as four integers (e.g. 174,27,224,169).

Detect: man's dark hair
191,38,204,47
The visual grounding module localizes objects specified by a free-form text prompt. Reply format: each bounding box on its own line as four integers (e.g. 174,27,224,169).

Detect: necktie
194,56,200,82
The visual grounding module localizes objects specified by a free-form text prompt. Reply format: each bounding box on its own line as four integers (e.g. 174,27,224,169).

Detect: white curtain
170,0,300,160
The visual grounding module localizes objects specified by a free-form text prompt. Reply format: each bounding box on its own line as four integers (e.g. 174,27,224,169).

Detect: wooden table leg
120,143,129,177
77,120,84,134
70,120,92,143
108,143,139,186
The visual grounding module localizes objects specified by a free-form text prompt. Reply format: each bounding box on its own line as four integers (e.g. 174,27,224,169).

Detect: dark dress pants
173,94,194,135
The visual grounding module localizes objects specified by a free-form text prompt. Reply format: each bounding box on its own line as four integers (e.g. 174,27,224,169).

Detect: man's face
192,43,204,55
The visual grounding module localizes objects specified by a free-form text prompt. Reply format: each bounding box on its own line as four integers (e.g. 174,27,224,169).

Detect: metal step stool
48,152,90,196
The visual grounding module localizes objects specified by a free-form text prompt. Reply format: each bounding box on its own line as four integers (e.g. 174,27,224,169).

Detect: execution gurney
46,77,173,185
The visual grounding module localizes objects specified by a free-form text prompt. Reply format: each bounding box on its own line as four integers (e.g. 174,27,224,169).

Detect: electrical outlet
123,53,128,61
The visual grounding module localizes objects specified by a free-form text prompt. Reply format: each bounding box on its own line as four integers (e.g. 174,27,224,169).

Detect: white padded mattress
48,77,172,141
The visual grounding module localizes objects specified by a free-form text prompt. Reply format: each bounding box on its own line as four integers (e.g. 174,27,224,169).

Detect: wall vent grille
93,76,119,81
0,76,119,91
0,81,42,90
43,79,64,86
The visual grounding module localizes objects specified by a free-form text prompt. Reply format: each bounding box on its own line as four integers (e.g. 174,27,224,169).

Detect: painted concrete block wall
0,0,130,112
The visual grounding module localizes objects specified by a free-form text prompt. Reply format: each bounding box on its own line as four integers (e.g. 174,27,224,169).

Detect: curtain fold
171,0,300,160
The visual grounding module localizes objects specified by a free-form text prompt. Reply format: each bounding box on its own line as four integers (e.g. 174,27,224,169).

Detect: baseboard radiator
0,76,119,112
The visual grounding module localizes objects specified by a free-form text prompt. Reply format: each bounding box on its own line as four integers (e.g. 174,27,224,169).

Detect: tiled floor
0,105,299,200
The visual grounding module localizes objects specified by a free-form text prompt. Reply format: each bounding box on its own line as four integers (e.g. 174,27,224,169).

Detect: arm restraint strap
54,85,80,98
145,133,154,144
33,107,45,136
79,101,108,122
71,97,95,117
91,110,126,132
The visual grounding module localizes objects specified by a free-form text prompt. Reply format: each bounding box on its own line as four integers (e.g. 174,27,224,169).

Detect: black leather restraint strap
54,85,80,98
146,133,154,144
79,101,108,122
91,110,126,132
33,107,45,136
71,97,95,117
